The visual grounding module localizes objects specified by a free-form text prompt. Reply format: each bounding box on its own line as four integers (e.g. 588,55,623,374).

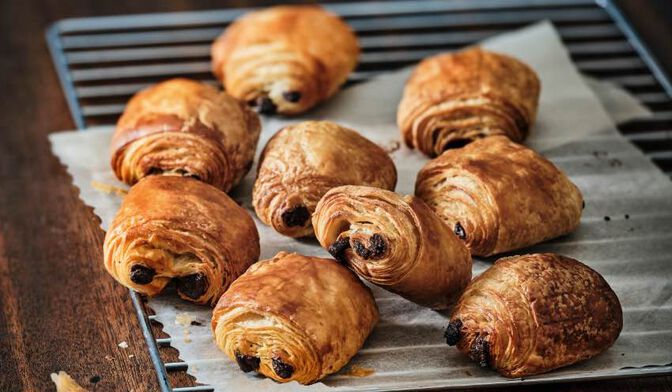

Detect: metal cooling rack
45,0,672,390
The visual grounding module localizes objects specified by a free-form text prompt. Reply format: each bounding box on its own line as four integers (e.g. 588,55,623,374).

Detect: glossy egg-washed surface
416,136,583,257
211,5,359,115
111,78,261,192
212,252,378,384
103,176,260,305
253,121,397,238
313,185,471,309
397,48,540,157
447,253,622,378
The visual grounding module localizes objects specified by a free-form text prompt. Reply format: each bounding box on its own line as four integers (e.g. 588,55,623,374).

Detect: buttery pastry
312,185,471,309
212,252,378,384
110,78,261,192
211,5,359,115
445,253,622,377
398,47,540,157
253,121,397,238
103,176,259,305
415,136,583,257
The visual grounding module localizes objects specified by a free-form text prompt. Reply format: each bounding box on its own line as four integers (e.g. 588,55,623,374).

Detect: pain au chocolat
211,5,359,115
312,185,471,309
212,252,377,384
253,121,397,238
398,47,540,157
445,253,622,377
415,136,583,257
103,176,259,305
110,78,261,192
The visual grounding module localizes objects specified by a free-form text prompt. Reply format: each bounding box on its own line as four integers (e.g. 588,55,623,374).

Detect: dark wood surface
0,1,670,391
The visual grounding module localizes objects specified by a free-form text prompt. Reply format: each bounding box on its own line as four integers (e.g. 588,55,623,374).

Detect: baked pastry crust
211,5,359,115
253,121,397,238
312,185,471,309
397,47,540,157
212,252,378,384
103,176,259,305
111,78,261,192
415,136,583,257
446,253,622,377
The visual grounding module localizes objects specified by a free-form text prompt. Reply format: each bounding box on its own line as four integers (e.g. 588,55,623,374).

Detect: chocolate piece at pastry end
256,96,277,115
129,264,156,285
454,222,467,240
177,273,208,299
282,91,302,103
444,319,462,346
272,357,295,379
235,352,260,373
328,237,351,264
281,206,311,227
353,234,387,260
471,335,491,369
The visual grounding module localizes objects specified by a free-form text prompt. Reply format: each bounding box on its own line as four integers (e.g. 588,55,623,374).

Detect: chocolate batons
103,176,259,305
416,136,583,257
398,48,540,157
111,78,261,192
212,252,378,384
253,121,397,238
312,185,471,309
446,253,622,377
211,5,359,115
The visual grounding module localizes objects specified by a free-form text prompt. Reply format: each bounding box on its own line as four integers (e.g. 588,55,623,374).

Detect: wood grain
0,0,670,391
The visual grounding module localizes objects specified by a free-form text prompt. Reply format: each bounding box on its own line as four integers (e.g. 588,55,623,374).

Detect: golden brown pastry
398,47,540,157
211,5,359,115
415,136,583,257
445,253,622,377
110,78,261,192
253,121,397,238
212,252,377,384
312,185,471,309
103,176,259,305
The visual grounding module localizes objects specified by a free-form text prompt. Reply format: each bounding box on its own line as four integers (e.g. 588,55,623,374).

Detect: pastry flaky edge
110,78,261,192
415,136,583,257
397,47,541,157
312,185,471,309
103,176,260,305
445,253,623,378
212,251,378,384
253,120,397,238
211,5,359,115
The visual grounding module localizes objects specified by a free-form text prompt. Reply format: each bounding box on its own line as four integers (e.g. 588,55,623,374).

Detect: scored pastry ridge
313,185,472,309
110,78,261,192
253,121,397,238
416,136,583,256
212,252,378,384
446,253,623,377
398,47,540,157
103,176,260,305
211,5,359,115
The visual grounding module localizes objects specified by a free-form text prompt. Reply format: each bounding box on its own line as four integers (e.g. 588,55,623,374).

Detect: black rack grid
46,1,672,390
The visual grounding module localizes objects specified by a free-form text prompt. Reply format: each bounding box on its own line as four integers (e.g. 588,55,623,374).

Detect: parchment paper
49,22,670,391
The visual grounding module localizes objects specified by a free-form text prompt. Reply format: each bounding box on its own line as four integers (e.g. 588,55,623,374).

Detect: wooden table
0,0,670,391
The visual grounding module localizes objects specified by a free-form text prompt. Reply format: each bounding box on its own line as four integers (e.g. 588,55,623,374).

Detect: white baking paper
49,21,671,391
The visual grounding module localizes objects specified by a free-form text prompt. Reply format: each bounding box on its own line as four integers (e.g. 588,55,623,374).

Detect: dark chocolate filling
235,352,260,373
353,234,387,260
272,357,294,379
444,319,462,346
282,91,302,103
257,97,277,115
443,139,471,150
177,273,208,299
454,222,467,240
328,237,351,264
130,264,155,285
471,335,491,368
281,206,311,227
